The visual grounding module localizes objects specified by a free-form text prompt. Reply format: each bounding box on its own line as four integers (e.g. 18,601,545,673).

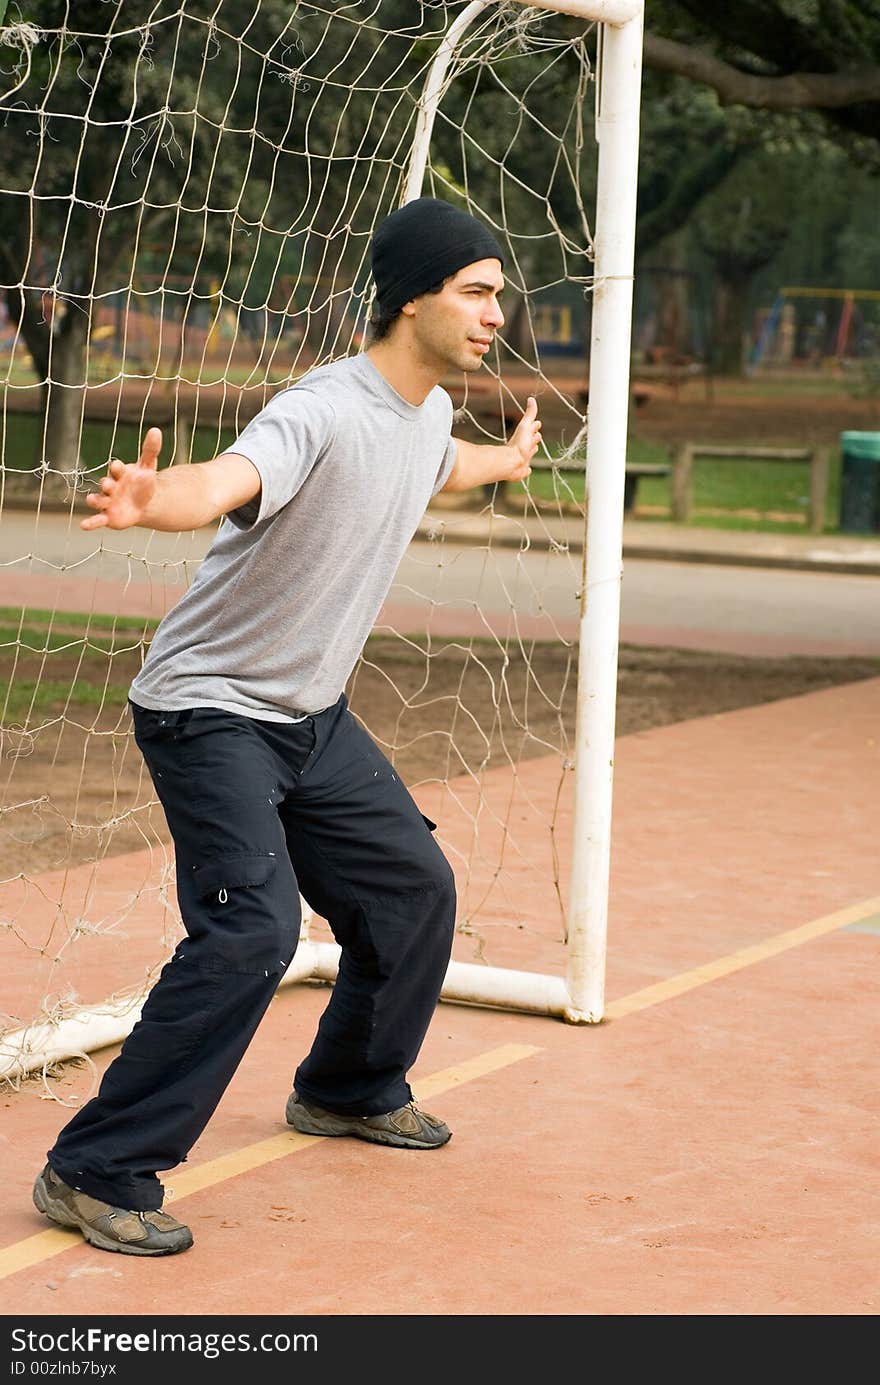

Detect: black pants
47,694,456,1211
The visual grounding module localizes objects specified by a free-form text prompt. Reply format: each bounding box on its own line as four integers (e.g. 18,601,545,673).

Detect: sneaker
33,1163,193,1256
286,1092,451,1150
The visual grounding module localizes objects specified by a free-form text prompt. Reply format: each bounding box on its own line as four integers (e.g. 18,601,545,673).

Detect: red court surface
1,676,878,1317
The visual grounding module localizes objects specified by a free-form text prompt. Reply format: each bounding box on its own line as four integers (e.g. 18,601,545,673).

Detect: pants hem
292,1078,413,1119
46,1154,164,1214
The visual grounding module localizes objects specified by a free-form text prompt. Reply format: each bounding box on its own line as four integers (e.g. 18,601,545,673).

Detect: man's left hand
508,396,542,481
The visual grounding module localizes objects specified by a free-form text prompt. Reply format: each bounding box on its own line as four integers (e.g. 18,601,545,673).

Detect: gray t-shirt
129,353,457,720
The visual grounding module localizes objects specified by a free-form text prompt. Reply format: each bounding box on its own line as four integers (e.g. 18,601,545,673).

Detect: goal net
0,0,641,1092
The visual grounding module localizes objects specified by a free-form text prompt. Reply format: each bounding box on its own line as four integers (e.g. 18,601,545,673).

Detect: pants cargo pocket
183,852,297,977
192,852,278,902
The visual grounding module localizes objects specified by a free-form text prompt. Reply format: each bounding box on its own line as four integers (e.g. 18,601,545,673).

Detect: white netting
0,0,599,1085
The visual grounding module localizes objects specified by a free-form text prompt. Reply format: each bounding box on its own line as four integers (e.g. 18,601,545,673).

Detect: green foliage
636,79,757,254
657,0,880,69
0,4,595,362
1,2,876,401
0,2,309,307
646,0,880,151
692,153,802,278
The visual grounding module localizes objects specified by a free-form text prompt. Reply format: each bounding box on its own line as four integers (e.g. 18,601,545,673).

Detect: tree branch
666,0,838,71
642,32,880,109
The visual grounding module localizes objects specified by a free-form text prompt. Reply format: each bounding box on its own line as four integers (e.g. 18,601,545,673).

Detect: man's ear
400,299,417,318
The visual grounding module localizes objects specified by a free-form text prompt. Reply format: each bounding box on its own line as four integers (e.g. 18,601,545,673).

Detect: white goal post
0,0,644,1082
360,0,645,1024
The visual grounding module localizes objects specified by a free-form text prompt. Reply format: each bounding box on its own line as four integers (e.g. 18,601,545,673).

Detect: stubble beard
416,319,484,375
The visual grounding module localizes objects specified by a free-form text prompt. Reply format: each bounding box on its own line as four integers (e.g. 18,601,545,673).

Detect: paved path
1,510,878,656
393,541,880,656
1,499,877,1316
2,678,878,1315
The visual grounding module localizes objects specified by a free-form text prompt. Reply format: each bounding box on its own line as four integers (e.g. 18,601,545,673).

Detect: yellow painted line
167,1131,316,1200
0,1043,542,1281
414,1043,542,1099
168,1044,541,1201
0,1227,81,1276
605,895,880,1020
3,896,875,1280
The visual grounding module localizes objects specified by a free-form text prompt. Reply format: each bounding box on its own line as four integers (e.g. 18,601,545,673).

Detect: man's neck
365,342,443,407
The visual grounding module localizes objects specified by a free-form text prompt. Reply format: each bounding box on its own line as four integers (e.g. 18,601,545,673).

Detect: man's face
405,259,505,373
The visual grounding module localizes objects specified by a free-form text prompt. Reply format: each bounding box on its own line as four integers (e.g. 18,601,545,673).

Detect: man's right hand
80,427,162,531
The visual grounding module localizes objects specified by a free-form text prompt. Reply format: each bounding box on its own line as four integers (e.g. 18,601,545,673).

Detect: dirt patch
1,637,878,879
625,388,880,453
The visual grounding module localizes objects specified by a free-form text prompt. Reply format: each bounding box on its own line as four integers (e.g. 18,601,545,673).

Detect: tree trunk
502,253,537,358
711,271,751,375
3,285,50,381
40,308,90,489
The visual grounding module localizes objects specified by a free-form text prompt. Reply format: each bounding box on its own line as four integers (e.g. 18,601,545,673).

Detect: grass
525,440,845,533
0,606,158,634
674,372,861,402
2,612,504,718
0,607,157,719
1,364,870,533
1,608,578,719
0,626,149,654
1,412,237,474
0,677,132,719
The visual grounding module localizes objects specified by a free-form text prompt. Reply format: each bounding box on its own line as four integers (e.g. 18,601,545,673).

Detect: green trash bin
839,431,880,533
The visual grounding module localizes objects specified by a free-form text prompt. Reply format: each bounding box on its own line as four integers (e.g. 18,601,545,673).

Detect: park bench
669,443,829,534
525,455,671,512
623,461,671,511
488,444,828,528
460,380,664,509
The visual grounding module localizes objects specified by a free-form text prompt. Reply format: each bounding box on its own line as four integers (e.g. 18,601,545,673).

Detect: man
33,197,542,1256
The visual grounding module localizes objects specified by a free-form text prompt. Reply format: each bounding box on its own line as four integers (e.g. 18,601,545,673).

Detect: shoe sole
286,1104,451,1150
33,1172,192,1257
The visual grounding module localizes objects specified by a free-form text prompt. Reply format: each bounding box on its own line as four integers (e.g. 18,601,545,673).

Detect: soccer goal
0,0,643,1087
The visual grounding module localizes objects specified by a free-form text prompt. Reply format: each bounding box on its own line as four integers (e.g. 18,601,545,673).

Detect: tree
634,80,759,257
643,2,880,150
690,152,800,372
0,0,317,472
0,2,520,471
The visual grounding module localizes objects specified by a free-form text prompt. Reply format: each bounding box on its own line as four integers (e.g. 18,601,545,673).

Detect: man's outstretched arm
441,396,542,493
80,426,261,533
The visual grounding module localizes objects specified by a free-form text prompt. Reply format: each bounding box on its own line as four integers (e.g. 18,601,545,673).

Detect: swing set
749,286,880,372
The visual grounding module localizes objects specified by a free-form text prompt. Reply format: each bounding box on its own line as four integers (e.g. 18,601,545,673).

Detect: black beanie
371,197,504,315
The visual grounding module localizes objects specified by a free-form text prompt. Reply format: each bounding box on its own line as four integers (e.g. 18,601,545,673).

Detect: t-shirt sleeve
432,434,458,496
224,387,338,528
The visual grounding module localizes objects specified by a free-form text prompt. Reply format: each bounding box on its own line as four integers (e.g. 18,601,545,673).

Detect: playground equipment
749,287,880,372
